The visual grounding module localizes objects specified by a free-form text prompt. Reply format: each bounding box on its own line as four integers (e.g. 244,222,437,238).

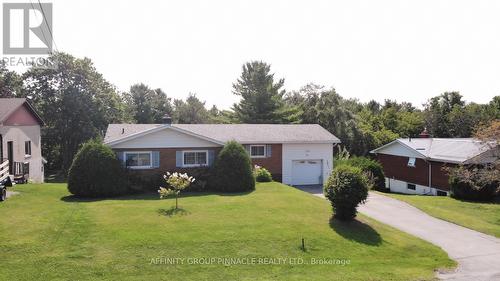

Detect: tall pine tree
232,61,287,123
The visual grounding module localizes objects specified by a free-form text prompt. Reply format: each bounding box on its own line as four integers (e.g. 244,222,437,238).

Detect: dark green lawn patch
0,183,454,280
329,218,382,246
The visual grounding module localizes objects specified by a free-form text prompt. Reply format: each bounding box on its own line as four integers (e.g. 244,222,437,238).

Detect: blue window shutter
152,151,160,168
116,151,124,165
244,145,251,154
176,151,183,167
266,145,272,157
208,150,215,166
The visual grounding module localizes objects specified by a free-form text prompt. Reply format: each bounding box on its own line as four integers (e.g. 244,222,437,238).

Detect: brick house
371,136,497,195
104,118,340,186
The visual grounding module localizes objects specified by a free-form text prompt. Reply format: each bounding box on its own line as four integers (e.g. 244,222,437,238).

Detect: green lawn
382,192,500,238
0,183,454,281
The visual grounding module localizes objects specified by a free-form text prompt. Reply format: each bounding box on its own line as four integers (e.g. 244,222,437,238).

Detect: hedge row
67,140,256,197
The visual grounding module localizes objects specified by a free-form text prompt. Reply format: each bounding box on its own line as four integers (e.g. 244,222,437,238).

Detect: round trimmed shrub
336,157,386,191
68,139,128,197
324,165,369,221
211,141,255,192
255,166,272,182
449,166,499,201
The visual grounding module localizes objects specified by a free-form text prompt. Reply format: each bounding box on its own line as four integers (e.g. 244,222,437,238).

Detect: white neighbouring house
104,121,340,186
0,98,45,184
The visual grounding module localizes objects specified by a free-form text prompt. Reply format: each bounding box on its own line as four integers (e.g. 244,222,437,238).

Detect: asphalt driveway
297,186,500,281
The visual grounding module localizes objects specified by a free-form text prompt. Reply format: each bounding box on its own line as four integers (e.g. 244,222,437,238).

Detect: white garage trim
291,159,322,185
282,143,333,186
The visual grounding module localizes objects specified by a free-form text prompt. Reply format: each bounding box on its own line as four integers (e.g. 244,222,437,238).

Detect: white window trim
124,151,153,169
25,140,32,156
250,145,266,158
407,157,416,167
182,150,209,168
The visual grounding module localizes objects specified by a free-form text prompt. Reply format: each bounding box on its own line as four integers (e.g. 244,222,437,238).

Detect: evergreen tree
232,61,287,123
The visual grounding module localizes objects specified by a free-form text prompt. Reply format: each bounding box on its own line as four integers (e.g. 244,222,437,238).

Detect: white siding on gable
111,128,221,149
0,125,44,183
282,143,333,185
375,142,424,159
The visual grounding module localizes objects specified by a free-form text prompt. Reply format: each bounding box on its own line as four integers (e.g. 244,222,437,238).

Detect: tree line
1,52,499,172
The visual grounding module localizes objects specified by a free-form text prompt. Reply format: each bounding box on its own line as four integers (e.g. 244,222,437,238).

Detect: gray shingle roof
104,123,340,144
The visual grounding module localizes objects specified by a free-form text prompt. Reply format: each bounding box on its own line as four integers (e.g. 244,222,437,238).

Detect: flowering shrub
254,165,272,182
158,172,195,209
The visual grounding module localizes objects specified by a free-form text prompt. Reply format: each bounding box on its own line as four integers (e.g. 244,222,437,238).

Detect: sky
5,0,500,109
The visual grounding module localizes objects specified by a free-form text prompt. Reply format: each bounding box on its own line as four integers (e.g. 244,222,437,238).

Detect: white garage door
291,160,322,185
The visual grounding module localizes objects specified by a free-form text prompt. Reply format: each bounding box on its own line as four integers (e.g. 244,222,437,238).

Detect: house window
407,157,416,167
436,190,447,196
407,183,416,190
124,151,152,169
250,145,266,158
183,151,208,167
25,141,31,156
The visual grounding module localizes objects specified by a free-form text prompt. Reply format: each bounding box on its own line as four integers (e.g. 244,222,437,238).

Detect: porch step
8,175,17,185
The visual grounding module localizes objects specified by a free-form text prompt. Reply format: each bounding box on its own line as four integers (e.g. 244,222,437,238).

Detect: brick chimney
419,128,430,138
162,114,172,125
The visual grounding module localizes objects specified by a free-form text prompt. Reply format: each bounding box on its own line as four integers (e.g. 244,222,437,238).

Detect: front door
7,141,13,174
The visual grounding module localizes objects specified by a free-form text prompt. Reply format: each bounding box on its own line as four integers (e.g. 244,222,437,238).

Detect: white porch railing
0,159,9,183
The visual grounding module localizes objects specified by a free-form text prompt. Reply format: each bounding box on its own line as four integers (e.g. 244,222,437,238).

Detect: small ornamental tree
68,139,128,197
159,172,195,209
212,141,255,192
324,165,369,221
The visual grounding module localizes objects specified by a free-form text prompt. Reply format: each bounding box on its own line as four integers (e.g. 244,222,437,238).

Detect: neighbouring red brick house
371,136,498,195
104,118,340,186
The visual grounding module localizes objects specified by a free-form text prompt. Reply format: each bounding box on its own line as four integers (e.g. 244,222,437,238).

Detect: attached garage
291,160,322,185
282,143,334,186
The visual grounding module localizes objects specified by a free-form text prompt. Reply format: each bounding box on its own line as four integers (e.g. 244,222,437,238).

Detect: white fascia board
106,125,225,147
370,139,428,159
239,140,340,145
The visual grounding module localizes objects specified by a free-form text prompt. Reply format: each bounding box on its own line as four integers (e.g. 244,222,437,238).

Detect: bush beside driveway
0,183,453,281
298,187,500,281
358,192,500,281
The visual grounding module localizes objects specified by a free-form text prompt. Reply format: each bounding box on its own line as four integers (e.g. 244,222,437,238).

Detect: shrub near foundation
68,139,128,197
211,141,255,192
